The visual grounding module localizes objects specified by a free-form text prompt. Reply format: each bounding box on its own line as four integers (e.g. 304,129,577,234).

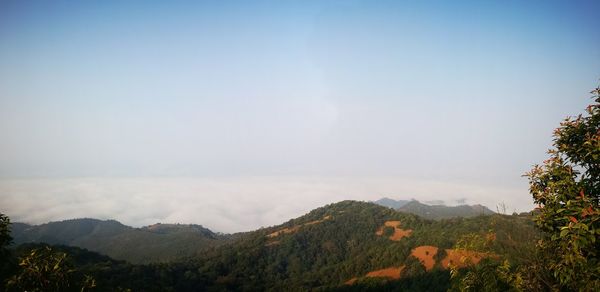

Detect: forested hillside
1,201,541,291
11,219,231,264
188,201,537,290
11,200,498,265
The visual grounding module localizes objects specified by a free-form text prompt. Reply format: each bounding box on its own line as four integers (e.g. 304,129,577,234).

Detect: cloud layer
0,177,533,233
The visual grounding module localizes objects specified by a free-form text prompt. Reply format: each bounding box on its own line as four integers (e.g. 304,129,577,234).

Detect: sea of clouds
0,176,533,233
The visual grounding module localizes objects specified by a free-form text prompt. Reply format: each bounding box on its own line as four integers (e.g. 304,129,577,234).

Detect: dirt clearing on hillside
366,266,405,279
345,265,405,285
410,245,438,271
266,215,332,238
411,245,490,271
376,220,413,241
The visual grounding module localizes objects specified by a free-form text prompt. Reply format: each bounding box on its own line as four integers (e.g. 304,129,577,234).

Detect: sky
0,0,599,232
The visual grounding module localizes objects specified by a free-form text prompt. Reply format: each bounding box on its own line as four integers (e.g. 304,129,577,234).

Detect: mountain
8,201,539,291
11,218,231,264
185,201,535,290
11,199,497,265
373,198,495,220
372,197,412,209
398,201,495,220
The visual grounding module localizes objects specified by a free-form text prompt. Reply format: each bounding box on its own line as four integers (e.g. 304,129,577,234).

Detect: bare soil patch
345,265,405,285
376,221,413,241
266,215,332,238
389,228,413,241
383,220,401,228
410,245,490,271
304,215,331,226
366,266,405,279
411,245,439,271
266,226,300,238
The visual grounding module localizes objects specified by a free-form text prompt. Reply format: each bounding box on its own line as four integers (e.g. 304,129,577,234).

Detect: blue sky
0,1,599,229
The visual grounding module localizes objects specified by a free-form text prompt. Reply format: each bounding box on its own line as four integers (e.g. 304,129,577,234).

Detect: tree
0,211,8,240
5,246,96,292
525,86,600,290
1,213,96,291
0,213,14,284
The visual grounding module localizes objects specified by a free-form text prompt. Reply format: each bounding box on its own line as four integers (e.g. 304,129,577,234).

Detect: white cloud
0,176,534,233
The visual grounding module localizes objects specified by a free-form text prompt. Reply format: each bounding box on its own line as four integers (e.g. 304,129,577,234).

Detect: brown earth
266,215,332,238
410,245,439,271
389,229,413,241
266,226,300,238
345,265,405,285
346,245,489,285
304,215,332,226
376,221,413,241
366,266,405,279
411,245,490,270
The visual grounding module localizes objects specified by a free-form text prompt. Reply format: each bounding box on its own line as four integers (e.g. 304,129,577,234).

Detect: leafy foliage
5,245,96,292
449,258,522,292
525,87,600,290
0,213,15,285
0,213,10,252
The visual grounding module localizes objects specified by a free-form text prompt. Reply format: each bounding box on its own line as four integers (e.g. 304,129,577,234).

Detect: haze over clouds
0,1,599,231
0,177,528,233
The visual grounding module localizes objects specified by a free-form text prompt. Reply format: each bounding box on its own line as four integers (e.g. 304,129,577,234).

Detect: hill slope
11,218,230,264
8,201,539,291
190,201,535,290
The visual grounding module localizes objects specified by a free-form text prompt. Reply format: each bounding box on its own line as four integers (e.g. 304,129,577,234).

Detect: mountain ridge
10,199,509,267
11,218,231,264
373,198,496,220
6,200,539,290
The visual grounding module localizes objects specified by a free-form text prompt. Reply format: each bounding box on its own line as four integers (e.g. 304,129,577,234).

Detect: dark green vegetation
190,201,536,291
1,201,540,291
11,219,231,264
5,245,96,292
11,199,496,265
0,214,14,284
374,199,495,220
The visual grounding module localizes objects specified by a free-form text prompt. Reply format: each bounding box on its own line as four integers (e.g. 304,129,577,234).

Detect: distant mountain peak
372,197,412,209
373,198,495,220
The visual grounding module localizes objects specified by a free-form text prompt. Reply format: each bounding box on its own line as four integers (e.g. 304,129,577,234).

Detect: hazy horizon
1,176,527,233
1,1,599,232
